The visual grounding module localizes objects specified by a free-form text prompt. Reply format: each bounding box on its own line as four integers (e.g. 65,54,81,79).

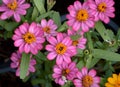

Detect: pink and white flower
40,19,58,40
52,62,78,85
73,67,100,87
66,1,95,32
12,22,45,55
88,0,115,23
45,33,77,64
67,29,87,50
10,51,36,76
0,0,30,22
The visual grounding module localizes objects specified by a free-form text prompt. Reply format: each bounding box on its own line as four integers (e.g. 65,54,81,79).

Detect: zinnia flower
45,33,77,64
0,0,30,22
67,29,87,50
105,73,120,87
52,62,78,85
12,22,45,55
10,51,36,76
73,67,100,87
88,0,115,23
66,1,95,32
40,19,58,40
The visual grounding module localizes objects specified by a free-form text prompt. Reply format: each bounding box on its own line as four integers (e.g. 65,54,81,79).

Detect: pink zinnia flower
40,19,58,40
89,0,115,23
66,1,95,32
45,33,77,64
0,0,30,22
12,22,45,55
52,62,78,85
67,29,87,50
10,51,36,76
73,67,100,87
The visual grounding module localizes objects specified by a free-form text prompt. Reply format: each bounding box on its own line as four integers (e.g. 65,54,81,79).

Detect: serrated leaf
92,49,120,61
33,0,46,14
20,53,30,79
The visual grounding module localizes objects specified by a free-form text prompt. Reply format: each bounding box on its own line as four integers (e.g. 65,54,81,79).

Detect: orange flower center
98,2,106,12
72,40,78,46
7,0,17,10
82,75,93,87
43,27,50,33
62,69,70,76
55,43,67,54
23,32,36,44
76,9,88,21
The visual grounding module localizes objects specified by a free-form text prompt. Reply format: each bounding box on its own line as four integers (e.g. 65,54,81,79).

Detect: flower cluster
0,0,118,87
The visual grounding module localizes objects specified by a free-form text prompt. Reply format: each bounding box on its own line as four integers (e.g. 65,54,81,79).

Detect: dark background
0,0,120,87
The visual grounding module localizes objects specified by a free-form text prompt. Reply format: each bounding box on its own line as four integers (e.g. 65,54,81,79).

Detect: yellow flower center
55,43,67,54
23,32,36,44
72,40,78,46
76,9,88,21
43,27,50,33
82,75,93,87
98,2,106,12
62,69,70,76
7,0,17,10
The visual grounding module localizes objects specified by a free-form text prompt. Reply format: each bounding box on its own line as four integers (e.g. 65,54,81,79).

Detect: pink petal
29,65,36,72
81,67,88,75
10,63,18,68
62,37,72,46
14,13,21,22
103,15,110,24
30,59,36,65
41,19,47,27
73,79,82,87
16,68,20,76
45,45,54,51
52,73,61,78
81,22,89,32
68,62,76,70
91,84,100,87
47,52,57,60
19,24,27,34
14,39,24,47
18,0,25,5
47,36,57,45
74,1,81,10
24,44,30,53
63,55,71,64
47,19,54,26
12,35,21,40
19,4,30,9
57,33,64,43
58,78,65,85
67,19,75,26
3,0,9,4
16,9,26,15
0,6,9,11
76,72,83,79
19,43,25,53
85,20,94,28
1,11,13,20
29,22,37,33
93,77,100,83
56,55,63,65
53,67,61,74
73,21,81,31
88,69,96,77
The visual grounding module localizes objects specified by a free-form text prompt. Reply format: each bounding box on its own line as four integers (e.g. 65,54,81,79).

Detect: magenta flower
52,62,78,85
10,51,36,76
40,19,58,40
89,0,115,23
0,0,30,22
12,22,45,55
67,29,87,50
66,1,95,32
45,33,77,64
73,67,100,87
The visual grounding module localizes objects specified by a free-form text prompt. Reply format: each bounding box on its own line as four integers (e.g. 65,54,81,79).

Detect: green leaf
35,51,47,61
32,7,39,21
31,78,46,85
57,22,68,32
77,59,85,69
4,22,19,31
95,21,111,42
33,0,46,14
92,49,120,61
20,53,30,79
49,11,61,27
